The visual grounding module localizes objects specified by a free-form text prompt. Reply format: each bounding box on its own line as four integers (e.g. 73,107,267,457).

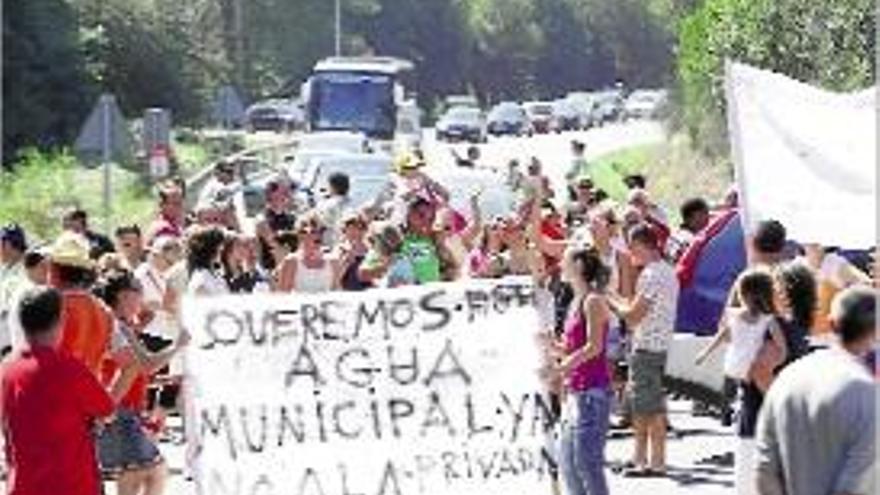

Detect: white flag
726,61,876,248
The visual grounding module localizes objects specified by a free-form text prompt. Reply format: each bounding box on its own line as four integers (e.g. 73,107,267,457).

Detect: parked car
486,102,532,137
564,92,596,129
552,100,582,132
623,89,669,120
245,99,304,133
592,90,625,125
523,101,555,134
435,106,486,143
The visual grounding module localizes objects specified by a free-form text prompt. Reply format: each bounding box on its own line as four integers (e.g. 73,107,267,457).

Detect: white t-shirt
631,260,679,353
723,310,773,380
134,262,179,340
187,269,230,296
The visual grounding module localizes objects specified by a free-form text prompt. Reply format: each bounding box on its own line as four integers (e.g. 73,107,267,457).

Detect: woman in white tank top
277,216,340,293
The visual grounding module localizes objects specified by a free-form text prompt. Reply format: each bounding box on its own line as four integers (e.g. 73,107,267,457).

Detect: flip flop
623,467,666,478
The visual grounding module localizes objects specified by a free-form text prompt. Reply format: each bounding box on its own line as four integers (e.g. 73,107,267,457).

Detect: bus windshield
308,72,396,140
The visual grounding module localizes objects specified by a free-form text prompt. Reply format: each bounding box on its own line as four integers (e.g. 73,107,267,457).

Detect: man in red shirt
0,286,114,495
146,182,185,245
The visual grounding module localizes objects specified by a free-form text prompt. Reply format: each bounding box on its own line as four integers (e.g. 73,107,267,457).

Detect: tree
676,0,875,154
3,0,95,163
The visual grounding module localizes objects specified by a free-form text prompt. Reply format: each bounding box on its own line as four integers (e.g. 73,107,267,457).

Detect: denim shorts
97,408,163,475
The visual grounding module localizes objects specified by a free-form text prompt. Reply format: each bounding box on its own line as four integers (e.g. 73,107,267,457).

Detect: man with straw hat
48,232,113,377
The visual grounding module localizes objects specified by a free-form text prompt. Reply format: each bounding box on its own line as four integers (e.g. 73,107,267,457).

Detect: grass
0,149,155,242
590,133,733,224
0,134,222,243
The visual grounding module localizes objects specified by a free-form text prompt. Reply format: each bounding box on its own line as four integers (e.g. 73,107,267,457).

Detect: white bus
302,57,420,151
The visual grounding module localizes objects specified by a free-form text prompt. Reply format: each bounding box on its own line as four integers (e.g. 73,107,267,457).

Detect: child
695,268,787,495
696,269,787,379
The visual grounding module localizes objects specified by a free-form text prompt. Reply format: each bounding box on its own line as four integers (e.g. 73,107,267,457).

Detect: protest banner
725,61,876,248
182,278,556,495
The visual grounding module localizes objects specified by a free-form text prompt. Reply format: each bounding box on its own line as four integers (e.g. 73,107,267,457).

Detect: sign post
74,93,131,234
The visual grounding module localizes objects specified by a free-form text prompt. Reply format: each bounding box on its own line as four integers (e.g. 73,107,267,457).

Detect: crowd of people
0,138,876,495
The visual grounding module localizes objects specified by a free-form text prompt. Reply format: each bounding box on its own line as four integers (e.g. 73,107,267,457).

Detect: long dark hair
775,261,817,330
186,227,226,274
569,246,610,292
737,268,776,316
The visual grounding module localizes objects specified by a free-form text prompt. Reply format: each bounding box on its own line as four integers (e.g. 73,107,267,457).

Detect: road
421,120,664,194
117,121,736,495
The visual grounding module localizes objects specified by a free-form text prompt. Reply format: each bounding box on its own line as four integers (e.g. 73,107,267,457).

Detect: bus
302,57,417,146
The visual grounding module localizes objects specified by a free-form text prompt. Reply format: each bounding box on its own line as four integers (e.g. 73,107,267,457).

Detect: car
297,153,394,211
523,101,555,134
245,99,304,133
623,89,669,120
592,90,625,125
486,102,532,137
435,106,486,143
551,100,582,132
433,167,517,220
564,93,597,129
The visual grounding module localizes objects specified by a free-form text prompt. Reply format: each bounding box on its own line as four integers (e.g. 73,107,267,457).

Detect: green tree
677,0,876,154
3,0,95,164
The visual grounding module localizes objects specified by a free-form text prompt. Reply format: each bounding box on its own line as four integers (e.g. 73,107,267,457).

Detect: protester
468,221,508,279
315,172,352,246
277,215,341,293
565,175,594,227
667,197,710,261
359,222,416,288
799,243,872,334
63,208,116,259
748,220,788,267
96,270,188,495
549,246,614,495
394,153,451,210
0,286,114,495
23,245,49,286
185,226,230,296
0,224,28,352
435,191,482,278
695,268,787,495
134,236,183,340
623,174,647,191
335,212,373,291
147,182,186,244
608,223,679,477
115,224,146,270
222,233,270,293
565,140,589,181
399,196,446,284
48,232,114,377
755,287,877,495
255,177,297,272
197,160,237,206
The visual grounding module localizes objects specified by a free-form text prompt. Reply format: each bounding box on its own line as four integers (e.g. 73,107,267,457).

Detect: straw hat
49,232,94,269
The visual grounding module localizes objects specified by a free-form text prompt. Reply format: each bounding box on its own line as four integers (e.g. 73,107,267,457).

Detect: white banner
726,61,877,247
182,279,556,495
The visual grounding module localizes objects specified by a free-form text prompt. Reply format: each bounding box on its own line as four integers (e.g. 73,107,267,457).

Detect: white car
432,167,517,220
623,90,669,120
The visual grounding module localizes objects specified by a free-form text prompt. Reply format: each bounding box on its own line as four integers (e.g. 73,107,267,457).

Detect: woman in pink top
544,245,613,495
